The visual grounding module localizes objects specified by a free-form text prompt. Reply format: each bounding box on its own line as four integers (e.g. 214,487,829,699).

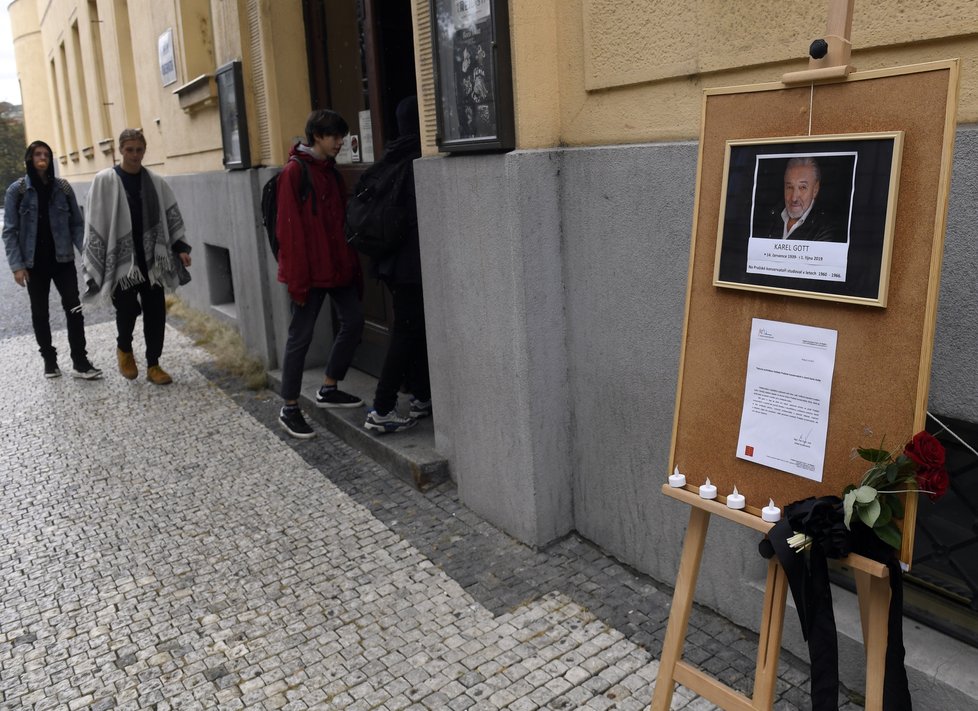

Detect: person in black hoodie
2,140,102,379
364,97,433,434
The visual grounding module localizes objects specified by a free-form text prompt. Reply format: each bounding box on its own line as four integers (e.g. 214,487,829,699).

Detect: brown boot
146,364,173,385
117,348,138,380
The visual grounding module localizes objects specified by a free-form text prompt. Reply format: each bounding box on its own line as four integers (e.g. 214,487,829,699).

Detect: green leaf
858,498,882,528
885,462,902,484
889,495,905,519
875,523,903,550
855,485,878,503
842,484,856,495
857,447,890,464
843,490,857,529
874,499,893,528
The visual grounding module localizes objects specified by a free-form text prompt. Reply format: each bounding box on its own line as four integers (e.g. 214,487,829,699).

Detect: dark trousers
280,285,364,402
27,260,88,367
373,284,430,414
113,281,166,366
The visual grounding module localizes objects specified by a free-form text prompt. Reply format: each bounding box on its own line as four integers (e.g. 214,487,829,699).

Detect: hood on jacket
289,140,336,165
24,140,56,186
382,96,421,164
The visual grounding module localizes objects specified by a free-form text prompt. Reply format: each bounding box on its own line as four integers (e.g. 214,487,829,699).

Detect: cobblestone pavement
0,312,855,710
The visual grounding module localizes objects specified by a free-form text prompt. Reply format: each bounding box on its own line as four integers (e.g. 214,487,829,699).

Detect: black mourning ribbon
758,496,912,711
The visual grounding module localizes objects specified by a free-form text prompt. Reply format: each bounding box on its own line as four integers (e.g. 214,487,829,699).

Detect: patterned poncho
82,166,186,305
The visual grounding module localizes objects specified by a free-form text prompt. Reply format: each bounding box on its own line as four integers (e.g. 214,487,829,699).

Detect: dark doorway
302,0,418,376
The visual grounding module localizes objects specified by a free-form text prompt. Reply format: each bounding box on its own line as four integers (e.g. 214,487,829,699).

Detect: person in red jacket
276,110,364,439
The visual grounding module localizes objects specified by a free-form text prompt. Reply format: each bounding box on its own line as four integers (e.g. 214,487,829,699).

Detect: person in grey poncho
83,128,192,385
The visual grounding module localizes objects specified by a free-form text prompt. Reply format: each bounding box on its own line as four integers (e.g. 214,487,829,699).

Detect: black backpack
260,157,315,261
344,158,411,260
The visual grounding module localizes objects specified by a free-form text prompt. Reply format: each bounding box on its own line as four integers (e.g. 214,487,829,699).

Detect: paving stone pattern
0,319,858,710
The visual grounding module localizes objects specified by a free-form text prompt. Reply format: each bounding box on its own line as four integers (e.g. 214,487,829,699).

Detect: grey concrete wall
557,143,763,603
167,171,278,366
415,152,573,546
930,126,978,419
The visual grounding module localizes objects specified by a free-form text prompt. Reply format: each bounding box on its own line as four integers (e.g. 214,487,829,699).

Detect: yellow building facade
9,0,312,177
13,2,977,170
504,0,978,149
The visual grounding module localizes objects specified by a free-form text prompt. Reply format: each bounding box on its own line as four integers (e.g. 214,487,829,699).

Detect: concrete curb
267,366,450,491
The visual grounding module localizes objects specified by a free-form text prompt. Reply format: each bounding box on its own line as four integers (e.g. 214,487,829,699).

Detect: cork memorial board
669,60,959,563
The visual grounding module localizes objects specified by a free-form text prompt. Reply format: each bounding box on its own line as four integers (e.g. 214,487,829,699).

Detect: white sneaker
364,408,418,434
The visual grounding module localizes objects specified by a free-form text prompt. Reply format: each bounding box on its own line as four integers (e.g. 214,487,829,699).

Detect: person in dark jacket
276,109,365,439
759,156,845,242
2,140,102,379
364,97,433,434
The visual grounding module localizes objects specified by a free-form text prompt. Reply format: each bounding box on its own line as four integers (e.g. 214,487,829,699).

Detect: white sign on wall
158,29,178,87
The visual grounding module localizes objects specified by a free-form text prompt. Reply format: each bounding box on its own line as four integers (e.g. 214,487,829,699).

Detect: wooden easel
648,1,939,706
649,486,891,711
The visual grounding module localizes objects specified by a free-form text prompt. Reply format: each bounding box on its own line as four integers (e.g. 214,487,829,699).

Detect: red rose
916,466,949,501
904,431,945,469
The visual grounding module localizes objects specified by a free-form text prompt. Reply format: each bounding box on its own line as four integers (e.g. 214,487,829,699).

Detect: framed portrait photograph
216,61,251,170
429,0,515,152
713,132,904,307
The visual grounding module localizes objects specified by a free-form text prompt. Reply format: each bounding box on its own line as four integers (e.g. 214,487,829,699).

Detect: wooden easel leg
649,506,711,711
752,559,788,709
854,568,890,711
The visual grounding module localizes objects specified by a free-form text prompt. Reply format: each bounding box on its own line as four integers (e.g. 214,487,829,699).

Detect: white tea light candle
669,466,686,488
726,486,745,510
699,478,717,500
762,499,781,522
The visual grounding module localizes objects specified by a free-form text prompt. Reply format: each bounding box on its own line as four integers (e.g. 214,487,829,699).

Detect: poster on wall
713,132,903,307
158,29,177,87
216,61,251,170
430,0,514,152
358,110,375,163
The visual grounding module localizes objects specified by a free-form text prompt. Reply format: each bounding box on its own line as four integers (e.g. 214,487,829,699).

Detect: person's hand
13,269,28,287
179,252,191,268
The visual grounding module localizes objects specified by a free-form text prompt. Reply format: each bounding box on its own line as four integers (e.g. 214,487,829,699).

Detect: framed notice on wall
216,61,251,170
158,29,177,87
429,0,515,152
714,133,904,307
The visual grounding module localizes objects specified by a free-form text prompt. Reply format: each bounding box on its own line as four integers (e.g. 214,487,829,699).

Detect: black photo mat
714,133,902,305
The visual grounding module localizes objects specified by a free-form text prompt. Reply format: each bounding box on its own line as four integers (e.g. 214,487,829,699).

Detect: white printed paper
736,319,838,482
358,110,375,163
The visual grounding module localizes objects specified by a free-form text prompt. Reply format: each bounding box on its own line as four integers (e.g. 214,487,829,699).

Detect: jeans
27,260,88,367
372,284,430,414
280,285,364,402
113,281,166,366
